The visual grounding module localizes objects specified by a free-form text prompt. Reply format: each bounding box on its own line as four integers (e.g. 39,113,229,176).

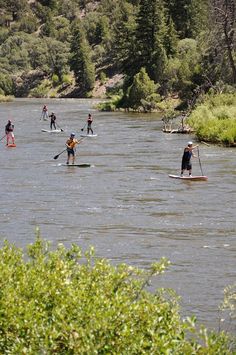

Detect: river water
0,98,235,330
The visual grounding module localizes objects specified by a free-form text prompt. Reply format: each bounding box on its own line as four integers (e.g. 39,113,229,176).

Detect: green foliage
0,0,233,101
29,79,51,98
70,19,95,93
124,68,158,111
52,73,59,86
0,235,232,353
61,73,73,85
0,73,13,95
187,94,236,145
221,284,236,320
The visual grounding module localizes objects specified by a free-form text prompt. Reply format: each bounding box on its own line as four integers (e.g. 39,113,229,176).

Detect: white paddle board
41,129,63,133
169,174,208,181
80,134,97,138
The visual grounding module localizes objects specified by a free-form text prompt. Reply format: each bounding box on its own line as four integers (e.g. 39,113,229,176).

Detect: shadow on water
0,98,235,330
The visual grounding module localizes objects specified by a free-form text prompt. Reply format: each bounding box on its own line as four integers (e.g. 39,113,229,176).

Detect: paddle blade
81,128,84,131
53,154,59,160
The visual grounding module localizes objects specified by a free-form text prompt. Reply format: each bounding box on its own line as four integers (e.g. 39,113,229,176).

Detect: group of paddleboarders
4,107,197,174
40,105,94,164
181,141,199,177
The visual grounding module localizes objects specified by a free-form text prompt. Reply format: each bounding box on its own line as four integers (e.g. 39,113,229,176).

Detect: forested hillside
0,0,235,109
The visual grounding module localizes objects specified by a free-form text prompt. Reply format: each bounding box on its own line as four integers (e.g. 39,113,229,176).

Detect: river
0,98,235,330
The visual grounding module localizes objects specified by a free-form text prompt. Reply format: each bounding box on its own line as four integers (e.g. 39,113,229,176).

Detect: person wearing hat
181,141,198,177
5,119,15,146
49,112,57,130
87,113,93,135
65,133,82,165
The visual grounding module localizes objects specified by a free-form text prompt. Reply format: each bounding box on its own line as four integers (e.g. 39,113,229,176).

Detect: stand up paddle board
61,164,91,168
169,174,208,181
41,129,63,133
7,143,16,148
80,134,97,138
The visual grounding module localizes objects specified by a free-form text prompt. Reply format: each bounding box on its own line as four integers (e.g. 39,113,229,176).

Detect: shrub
0,235,233,353
188,94,236,145
52,73,59,86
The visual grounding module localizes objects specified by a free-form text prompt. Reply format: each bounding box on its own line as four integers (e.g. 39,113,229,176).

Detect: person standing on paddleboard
5,120,15,146
41,104,49,120
66,133,81,165
87,113,93,135
181,141,198,177
49,112,57,130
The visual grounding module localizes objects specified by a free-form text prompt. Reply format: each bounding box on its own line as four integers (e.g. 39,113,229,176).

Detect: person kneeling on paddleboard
66,133,82,165
5,120,15,146
181,141,198,177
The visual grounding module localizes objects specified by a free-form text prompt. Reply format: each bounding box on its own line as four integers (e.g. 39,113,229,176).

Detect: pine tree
70,20,95,93
165,0,208,39
133,0,168,83
126,67,158,110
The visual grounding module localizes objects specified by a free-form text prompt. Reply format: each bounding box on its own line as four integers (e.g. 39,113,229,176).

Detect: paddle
56,122,64,132
81,123,86,132
53,148,67,160
53,137,86,160
0,134,6,142
197,147,204,176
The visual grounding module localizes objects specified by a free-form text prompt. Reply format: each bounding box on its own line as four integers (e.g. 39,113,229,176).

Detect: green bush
29,79,51,98
188,94,236,145
52,73,59,86
0,235,233,353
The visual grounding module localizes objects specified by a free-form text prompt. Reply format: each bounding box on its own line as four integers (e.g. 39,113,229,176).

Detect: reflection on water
0,98,235,330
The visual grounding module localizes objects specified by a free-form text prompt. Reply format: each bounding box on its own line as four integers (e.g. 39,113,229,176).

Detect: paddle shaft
0,134,6,142
197,147,204,176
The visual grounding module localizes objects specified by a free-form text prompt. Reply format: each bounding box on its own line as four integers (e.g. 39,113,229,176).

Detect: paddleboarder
5,120,15,146
49,112,57,130
66,133,82,165
87,113,93,135
41,104,49,120
181,141,198,177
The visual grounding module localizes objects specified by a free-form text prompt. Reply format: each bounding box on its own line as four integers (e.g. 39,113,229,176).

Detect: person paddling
181,141,198,177
66,133,82,165
41,104,49,120
87,113,93,135
49,112,57,130
5,120,15,146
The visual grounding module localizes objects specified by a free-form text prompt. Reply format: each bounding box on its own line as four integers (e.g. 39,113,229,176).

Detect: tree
211,0,236,84
164,0,208,39
132,0,168,83
125,67,158,110
70,20,95,93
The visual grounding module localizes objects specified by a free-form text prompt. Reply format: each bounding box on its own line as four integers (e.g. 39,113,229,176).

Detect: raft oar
197,147,204,176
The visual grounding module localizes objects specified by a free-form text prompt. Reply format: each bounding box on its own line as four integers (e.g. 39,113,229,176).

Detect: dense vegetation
0,235,235,353
0,0,235,143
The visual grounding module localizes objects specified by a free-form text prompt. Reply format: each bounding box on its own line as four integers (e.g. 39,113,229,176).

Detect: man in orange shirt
66,133,82,165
